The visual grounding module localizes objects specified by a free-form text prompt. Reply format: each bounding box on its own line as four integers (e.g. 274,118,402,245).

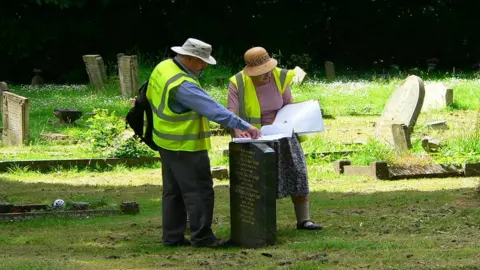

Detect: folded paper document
233,100,325,143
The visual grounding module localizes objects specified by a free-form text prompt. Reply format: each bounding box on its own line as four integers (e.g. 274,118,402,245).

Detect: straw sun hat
243,47,278,76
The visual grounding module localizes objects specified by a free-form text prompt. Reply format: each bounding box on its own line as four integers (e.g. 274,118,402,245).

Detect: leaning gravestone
292,66,307,85
229,142,277,248
421,82,453,112
325,61,335,80
374,75,425,147
2,92,29,146
82,55,107,91
117,54,139,97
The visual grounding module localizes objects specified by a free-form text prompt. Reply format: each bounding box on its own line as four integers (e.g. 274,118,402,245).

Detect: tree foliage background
1,0,479,83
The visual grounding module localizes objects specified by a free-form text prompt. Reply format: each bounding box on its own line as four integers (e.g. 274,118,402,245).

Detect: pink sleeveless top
227,76,293,126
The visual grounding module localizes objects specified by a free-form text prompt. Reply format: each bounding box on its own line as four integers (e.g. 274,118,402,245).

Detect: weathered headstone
325,61,335,80
421,82,453,112
229,142,277,248
2,92,29,146
374,75,425,147
117,54,139,97
292,66,307,85
0,81,8,92
31,68,44,85
82,55,107,91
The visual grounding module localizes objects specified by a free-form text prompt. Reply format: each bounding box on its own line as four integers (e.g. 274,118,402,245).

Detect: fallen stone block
120,201,140,215
333,160,351,174
463,163,480,177
72,202,89,210
424,120,448,130
211,166,229,180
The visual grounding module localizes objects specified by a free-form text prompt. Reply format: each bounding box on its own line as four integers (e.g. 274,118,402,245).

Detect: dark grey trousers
158,148,216,246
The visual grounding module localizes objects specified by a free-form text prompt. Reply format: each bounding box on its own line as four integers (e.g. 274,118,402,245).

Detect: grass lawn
1,168,479,269
1,66,480,269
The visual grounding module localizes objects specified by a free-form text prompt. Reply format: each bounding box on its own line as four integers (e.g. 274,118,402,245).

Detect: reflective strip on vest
280,69,288,89
236,73,246,121
151,73,200,122
153,128,210,141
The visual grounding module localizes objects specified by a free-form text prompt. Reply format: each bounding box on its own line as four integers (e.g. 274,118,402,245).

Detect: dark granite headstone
229,142,277,248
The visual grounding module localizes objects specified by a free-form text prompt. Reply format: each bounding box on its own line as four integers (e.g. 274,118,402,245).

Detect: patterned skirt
267,135,310,199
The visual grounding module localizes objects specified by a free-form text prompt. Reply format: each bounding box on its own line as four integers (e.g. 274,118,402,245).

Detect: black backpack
125,80,158,151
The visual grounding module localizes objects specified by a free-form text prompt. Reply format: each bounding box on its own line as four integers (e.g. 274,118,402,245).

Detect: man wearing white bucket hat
146,38,261,248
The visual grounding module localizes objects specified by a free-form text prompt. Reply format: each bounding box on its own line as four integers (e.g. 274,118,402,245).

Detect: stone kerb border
0,201,140,222
0,157,161,173
334,160,480,180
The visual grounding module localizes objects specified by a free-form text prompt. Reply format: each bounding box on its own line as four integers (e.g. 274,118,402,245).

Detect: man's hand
246,125,261,139
233,129,250,138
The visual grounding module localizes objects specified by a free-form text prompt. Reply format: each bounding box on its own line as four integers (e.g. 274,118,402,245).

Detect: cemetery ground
1,68,480,269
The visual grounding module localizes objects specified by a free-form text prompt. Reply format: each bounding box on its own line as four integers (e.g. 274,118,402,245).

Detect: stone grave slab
117,54,139,97
83,55,107,90
2,92,29,146
292,66,307,85
388,164,462,180
421,83,453,112
374,75,425,147
325,61,335,80
229,142,277,248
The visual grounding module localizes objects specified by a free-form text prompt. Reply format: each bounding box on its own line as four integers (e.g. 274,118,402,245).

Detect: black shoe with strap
297,220,323,230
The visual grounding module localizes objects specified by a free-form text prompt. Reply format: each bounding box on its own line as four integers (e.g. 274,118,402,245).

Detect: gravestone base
229,142,277,248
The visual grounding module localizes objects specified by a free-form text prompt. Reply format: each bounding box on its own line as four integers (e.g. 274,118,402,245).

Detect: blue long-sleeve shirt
168,58,250,131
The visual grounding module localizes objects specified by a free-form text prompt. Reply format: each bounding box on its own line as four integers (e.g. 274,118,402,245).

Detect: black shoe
163,238,191,247
193,238,233,248
297,220,323,230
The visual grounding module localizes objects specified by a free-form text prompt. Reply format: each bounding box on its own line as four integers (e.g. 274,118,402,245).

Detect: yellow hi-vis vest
229,67,295,129
146,59,210,151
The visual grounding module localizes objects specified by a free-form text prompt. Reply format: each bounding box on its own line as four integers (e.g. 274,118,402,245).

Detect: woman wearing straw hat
227,47,323,230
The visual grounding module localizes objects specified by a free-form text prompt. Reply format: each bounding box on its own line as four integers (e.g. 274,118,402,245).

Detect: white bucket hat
171,38,217,65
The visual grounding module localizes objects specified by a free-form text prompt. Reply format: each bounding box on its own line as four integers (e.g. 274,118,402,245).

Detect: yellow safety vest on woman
229,67,308,142
146,59,210,151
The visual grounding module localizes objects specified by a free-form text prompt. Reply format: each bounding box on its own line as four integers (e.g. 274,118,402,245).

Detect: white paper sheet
232,99,325,143
274,100,325,134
